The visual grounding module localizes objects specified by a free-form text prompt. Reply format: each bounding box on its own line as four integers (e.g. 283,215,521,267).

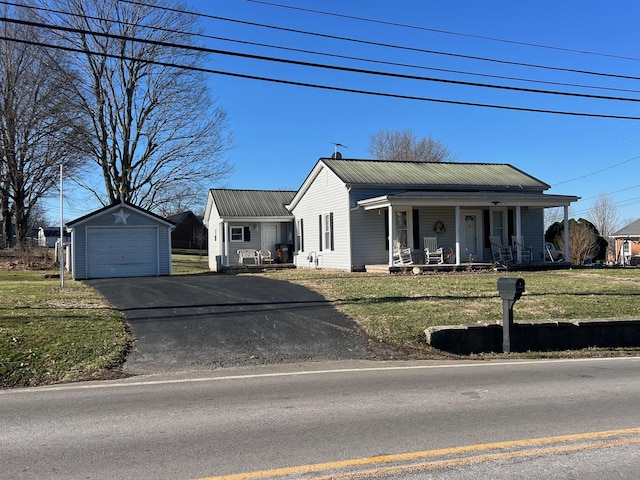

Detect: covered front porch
356,191,577,270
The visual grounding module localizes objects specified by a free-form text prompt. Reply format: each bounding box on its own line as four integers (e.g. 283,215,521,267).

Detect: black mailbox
497,277,525,353
497,277,525,301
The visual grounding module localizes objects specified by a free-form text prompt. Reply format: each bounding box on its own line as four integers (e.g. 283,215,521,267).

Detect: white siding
206,206,223,271
291,166,351,270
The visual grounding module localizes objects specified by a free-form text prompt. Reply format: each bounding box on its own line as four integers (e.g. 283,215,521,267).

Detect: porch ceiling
357,191,580,210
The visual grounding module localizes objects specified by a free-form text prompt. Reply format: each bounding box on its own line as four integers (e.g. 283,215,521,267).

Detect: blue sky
57,1,640,225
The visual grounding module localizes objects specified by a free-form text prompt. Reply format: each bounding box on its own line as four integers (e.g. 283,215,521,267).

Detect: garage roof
66,201,175,228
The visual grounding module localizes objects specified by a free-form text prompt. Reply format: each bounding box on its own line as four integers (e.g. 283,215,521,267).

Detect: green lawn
252,268,640,351
0,270,131,388
3,252,640,388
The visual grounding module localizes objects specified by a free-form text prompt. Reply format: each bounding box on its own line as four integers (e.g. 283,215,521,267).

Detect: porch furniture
424,236,444,264
545,242,563,262
490,236,513,267
511,235,533,265
258,249,274,264
237,248,259,264
393,243,414,266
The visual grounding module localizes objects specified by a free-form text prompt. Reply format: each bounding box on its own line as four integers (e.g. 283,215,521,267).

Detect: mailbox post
497,277,525,353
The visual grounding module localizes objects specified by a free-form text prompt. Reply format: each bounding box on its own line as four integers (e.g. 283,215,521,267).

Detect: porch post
515,206,522,263
563,206,570,263
388,205,394,266
455,206,461,266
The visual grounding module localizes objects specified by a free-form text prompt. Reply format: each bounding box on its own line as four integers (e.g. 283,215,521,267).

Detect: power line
553,154,640,186
6,0,640,96
4,15,640,106
3,33,640,121
247,0,640,63
118,0,640,82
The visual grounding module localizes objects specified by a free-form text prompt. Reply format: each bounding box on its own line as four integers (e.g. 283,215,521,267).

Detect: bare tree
553,218,602,265
0,2,86,247
368,129,456,162
588,193,620,241
44,0,233,212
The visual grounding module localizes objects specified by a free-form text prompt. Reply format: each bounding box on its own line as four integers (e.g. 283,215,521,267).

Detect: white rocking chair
393,243,414,266
424,236,444,264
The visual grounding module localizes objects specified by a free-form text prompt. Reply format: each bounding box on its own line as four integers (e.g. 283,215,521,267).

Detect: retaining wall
425,318,640,355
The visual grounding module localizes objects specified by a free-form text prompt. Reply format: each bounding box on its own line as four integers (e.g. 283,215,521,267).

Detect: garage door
87,227,158,278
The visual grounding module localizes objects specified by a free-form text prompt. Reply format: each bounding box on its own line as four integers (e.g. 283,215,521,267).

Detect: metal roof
611,218,640,237
321,158,550,191
210,189,296,218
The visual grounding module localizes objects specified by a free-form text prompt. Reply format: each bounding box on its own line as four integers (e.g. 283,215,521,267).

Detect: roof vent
331,151,342,159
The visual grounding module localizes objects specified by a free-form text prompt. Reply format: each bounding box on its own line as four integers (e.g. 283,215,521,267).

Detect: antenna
331,142,347,159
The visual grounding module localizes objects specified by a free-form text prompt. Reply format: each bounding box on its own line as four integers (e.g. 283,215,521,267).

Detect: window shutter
301,219,304,251
244,226,250,242
330,212,334,250
318,214,323,251
412,209,420,249
483,210,490,246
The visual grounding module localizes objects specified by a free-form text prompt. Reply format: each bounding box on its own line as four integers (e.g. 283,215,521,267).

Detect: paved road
3,357,640,479
88,275,378,374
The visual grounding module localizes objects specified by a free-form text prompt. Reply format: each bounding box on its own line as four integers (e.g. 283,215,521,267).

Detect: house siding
292,166,351,270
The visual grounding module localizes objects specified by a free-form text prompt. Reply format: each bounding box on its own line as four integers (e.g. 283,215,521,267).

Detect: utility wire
118,0,640,82
3,15,640,105
553,154,640,186
247,0,640,63
6,0,640,95
3,33,640,121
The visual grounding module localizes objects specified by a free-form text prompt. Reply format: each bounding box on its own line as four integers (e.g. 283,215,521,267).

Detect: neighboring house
287,158,579,271
610,219,640,266
66,201,175,279
167,211,208,249
37,227,70,248
204,189,296,271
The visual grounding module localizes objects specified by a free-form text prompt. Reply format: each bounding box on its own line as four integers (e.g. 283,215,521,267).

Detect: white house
206,158,579,272
204,189,296,271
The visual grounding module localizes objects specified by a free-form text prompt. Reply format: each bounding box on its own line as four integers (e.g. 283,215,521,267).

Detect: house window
491,210,506,245
296,219,304,251
230,226,244,242
324,213,331,250
319,213,334,251
395,211,408,247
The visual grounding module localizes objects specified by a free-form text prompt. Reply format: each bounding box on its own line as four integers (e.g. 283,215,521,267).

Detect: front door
461,212,481,262
262,223,277,253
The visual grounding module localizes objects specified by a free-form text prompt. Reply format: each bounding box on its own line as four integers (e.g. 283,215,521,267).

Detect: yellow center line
198,427,640,480
310,436,640,480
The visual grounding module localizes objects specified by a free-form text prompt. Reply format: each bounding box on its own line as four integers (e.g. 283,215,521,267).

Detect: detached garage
67,201,174,279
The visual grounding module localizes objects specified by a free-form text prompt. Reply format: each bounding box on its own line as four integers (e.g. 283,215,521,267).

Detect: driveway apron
87,275,372,374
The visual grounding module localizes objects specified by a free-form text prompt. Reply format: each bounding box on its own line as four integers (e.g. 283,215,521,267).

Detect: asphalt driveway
87,275,374,374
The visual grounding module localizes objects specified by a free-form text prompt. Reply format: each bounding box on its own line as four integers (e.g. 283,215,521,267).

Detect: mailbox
497,277,525,301
497,277,525,354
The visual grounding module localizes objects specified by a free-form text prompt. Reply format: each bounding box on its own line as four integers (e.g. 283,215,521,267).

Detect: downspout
224,221,230,266
455,206,461,266
563,206,570,263
388,204,394,266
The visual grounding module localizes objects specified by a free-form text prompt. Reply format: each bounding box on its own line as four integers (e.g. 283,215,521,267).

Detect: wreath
433,221,445,234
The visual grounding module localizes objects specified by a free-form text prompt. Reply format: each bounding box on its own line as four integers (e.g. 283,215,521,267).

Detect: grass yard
3,245,640,388
172,251,209,275
0,270,132,388
253,268,640,352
